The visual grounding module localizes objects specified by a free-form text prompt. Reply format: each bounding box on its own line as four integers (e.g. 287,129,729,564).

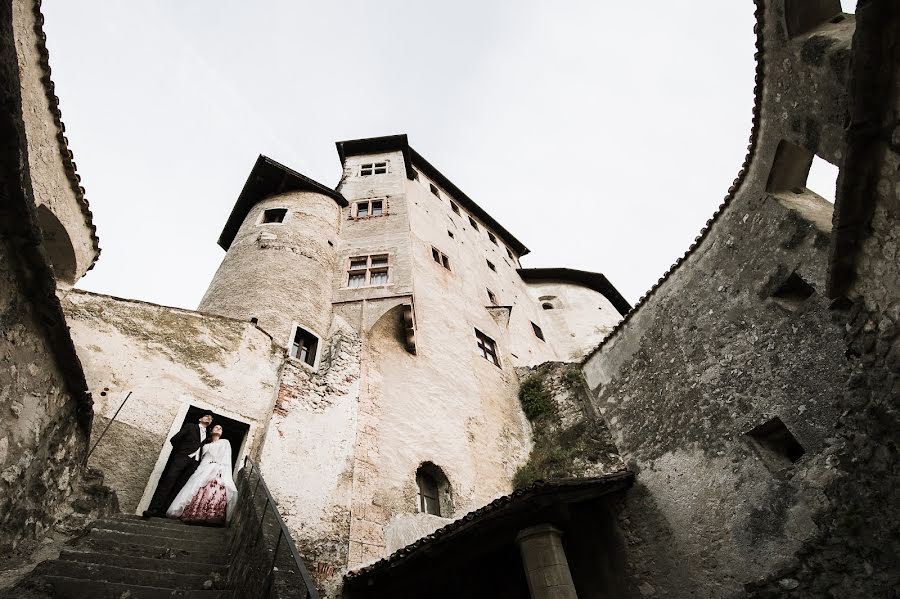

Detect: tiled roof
344,471,634,583
32,0,101,268
582,0,766,364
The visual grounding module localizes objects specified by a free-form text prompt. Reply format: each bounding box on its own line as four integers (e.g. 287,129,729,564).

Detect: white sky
39,2,850,309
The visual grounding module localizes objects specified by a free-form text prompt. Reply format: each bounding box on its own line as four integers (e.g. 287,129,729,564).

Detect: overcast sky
41,1,849,309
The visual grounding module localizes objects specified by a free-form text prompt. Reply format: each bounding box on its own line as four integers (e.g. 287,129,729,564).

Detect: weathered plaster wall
11,0,96,284
523,281,622,362
0,237,88,553
63,290,282,512
581,2,865,596
199,191,340,346
258,315,361,597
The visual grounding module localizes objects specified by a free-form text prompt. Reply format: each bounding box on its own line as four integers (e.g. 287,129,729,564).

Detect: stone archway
36,205,77,284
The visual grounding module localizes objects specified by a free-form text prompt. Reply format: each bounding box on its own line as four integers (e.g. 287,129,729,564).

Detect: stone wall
579,1,899,597
63,290,282,513
11,0,97,284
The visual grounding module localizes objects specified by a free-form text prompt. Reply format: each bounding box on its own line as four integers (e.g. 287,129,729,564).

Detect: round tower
199,157,345,349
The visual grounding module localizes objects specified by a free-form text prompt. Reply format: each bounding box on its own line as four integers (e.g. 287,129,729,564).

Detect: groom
143,412,213,518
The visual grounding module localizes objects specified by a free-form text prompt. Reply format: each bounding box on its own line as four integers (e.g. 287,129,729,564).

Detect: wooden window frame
475,329,500,367
353,198,386,219
346,254,391,288
359,161,389,176
289,324,320,368
431,246,451,271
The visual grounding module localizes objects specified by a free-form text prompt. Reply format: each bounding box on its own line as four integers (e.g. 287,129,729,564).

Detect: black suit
146,423,208,516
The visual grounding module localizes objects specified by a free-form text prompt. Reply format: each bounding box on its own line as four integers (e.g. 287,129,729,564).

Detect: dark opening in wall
772,271,816,311
262,208,287,224
415,462,452,517
784,0,842,38
745,417,805,471
290,326,319,367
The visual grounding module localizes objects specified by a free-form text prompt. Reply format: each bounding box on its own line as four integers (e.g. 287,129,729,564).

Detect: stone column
516,524,578,599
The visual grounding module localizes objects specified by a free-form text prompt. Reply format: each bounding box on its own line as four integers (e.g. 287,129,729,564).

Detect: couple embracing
143,413,238,524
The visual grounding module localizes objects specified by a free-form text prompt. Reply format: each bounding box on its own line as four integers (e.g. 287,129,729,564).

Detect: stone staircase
6,515,232,598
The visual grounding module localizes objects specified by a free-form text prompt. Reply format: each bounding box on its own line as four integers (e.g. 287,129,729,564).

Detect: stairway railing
227,457,320,599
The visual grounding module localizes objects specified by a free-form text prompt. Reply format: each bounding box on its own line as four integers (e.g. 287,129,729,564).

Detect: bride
166,424,238,524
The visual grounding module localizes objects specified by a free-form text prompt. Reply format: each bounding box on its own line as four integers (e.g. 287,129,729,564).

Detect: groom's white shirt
187,424,208,461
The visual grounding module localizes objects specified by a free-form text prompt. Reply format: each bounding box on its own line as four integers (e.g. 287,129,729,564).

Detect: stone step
41,576,231,599
91,518,228,541
35,560,222,590
81,530,231,565
58,549,229,576
114,513,229,531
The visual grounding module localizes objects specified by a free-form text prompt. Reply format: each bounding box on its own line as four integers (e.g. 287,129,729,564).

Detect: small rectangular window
475,329,500,367
290,326,319,367
354,198,385,218
371,200,383,216
356,203,369,217
487,289,497,305
488,232,498,245
531,322,545,341
360,162,388,176
450,201,460,215
370,270,389,285
486,259,496,272
347,255,391,288
262,208,287,224
431,247,451,271
468,216,479,230
430,184,440,197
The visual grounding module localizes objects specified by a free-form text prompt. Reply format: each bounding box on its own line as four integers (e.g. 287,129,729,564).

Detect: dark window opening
784,0,843,38
475,329,500,367
487,289,498,305
486,260,496,272
531,322,545,341
772,272,816,311
506,247,514,260
469,216,479,230
542,303,554,310
430,184,440,197
360,162,388,176
291,326,319,367
488,231,498,245
432,247,451,271
448,230,454,239
745,417,805,471
262,208,287,224
450,201,460,215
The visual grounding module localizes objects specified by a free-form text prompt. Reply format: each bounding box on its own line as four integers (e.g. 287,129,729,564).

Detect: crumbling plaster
62,289,282,512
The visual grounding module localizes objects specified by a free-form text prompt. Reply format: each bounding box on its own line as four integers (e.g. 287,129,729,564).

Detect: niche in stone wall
744,417,805,472
36,205,77,284
771,271,816,312
767,140,838,228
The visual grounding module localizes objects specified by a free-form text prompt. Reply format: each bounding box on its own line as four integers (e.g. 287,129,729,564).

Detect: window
448,230,454,239
488,231,498,245
261,208,287,224
542,303,554,310
531,322,545,341
347,255,390,288
450,201,460,215
487,289,498,305
430,183,440,197
767,140,836,204
486,259,496,272
412,169,420,181
506,247,514,260
416,470,440,515
540,296,558,310
431,247,451,270
745,417,805,472
415,463,451,517
354,199,384,218
468,216,479,230
360,162,388,176
475,329,500,367
290,326,319,367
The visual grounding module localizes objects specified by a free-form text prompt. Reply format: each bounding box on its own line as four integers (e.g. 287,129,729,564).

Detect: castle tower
199,155,347,351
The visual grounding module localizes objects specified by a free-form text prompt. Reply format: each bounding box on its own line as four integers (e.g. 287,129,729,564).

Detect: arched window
539,295,559,310
415,462,451,517
542,303,554,310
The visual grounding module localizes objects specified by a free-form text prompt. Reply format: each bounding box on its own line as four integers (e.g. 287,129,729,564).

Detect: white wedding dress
166,439,238,522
